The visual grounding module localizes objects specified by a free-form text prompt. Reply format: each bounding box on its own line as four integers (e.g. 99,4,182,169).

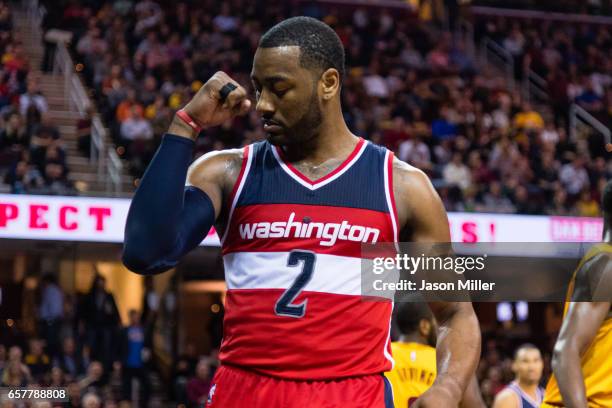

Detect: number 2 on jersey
274,250,316,318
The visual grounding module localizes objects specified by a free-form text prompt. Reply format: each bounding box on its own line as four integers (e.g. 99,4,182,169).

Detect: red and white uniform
208,138,398,407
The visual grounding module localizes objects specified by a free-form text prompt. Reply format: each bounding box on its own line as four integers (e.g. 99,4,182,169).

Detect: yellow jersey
385,342,437,408
542,243,612,408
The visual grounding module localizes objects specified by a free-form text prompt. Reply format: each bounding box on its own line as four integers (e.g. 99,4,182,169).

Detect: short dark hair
41,273,57,285
395,302,433,335
603,179,612,217
513,343,540,360
259,16,345,80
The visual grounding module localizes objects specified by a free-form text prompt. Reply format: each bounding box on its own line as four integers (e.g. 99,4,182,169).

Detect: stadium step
47,96,68,110
46,110,81,119
68,171,133,183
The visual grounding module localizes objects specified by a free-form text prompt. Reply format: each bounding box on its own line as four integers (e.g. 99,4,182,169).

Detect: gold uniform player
541,180,612,408
385,302,485,408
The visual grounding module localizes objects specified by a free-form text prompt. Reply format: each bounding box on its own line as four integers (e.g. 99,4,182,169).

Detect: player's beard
268,83,322,147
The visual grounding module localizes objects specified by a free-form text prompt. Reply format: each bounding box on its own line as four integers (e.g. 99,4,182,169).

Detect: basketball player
123,17,480,408
492,344,544,408
386,302,486,408
541,179,612,408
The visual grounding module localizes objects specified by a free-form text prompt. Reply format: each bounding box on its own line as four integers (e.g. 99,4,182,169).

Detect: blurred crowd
0,274,217,407
34,0,609,215
472,0,612,16
0,1,75,195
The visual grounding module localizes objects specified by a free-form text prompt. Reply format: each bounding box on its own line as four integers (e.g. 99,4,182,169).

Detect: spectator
427,41,451,72
575,79,603,111
49,366,66,388
77,106,95,157
82,392,102,408
535,152,560,195
78,361,106,397
54,337,84,381
39,161,73,195
63,382,82,408
503,25,525,57
7,345,32,383
79,276,120,370
29,113,61,170
38,273,64,359
19,78,48,117
24,338,50,382
575,189,600,217
547,68,570,127
0,111,28,164
398,135,432,171
539,122,559,147
468,151,494,186
382,117,409,151
76,27,108,62
546,188,572,216
4,159,44,194
3,43,29,73
186,358,212,408
172,356,192,406
120,106,153,144
431,106,458,141
559,156,590,197
479,181,516,214
456,186,479,212
443,152,471,191
1,360,28,386
119,310,150,407
363,62,389,99
513,101,544,131
141,277,159,346
489,137,520,179
116,89,144,124
213,4,239,32
512,185,540,215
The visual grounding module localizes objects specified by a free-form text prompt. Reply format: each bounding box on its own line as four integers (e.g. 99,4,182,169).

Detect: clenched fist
170,71,251,139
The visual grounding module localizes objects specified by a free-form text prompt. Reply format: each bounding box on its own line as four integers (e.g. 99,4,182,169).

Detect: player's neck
516,380,538,399
281,110,357,165
399,334,428,346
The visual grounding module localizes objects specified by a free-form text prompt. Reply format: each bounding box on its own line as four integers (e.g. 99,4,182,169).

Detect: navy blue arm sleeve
122,134,216,275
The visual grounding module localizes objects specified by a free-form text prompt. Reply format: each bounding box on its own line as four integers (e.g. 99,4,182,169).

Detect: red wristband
176,109,203,133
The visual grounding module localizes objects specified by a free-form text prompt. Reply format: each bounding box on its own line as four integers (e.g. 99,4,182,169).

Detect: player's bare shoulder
187,147,244,200
491,387,520,408
573,250,612,305
391,155,444,228
392,156,432,195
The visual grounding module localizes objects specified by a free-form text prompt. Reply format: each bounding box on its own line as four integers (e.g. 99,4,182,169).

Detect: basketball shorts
205,364,395,408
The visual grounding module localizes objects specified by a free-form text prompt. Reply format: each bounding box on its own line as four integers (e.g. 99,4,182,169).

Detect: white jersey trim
220,145,253,245
383,150,400,252
271,140,368,191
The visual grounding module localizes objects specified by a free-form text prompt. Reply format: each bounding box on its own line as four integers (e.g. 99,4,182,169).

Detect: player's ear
320,68,340,100
419,318,431,338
